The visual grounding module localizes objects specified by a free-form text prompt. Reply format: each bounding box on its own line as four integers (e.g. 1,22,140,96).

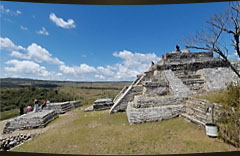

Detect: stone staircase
110,74,145,113
173,70,205,93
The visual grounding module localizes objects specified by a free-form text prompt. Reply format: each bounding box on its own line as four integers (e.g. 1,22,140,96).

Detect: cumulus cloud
10,51,29,59
95,75,105,80
2,38,63,65
0,37,25,51
36,27,49,36
20,25,28,30
16,10,21,15
49,13,76,29
59,64,96,76
110,50,160,80
0,5,22,16
91,50,161,81
26,43,63,64
97,66,115,76
5,59,50,77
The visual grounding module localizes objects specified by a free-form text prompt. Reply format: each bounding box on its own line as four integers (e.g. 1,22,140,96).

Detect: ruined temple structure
110,51,239,125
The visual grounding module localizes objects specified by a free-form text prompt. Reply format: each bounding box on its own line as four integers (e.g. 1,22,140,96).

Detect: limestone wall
3,110,58,133
45,101,73,114
166,52,213,61
182,97,221,126
198,67,239,91
133,95,187,108
157,59,229,71
127,102,183,124
163,70,191,96
70,100,82,108
143,81,170,96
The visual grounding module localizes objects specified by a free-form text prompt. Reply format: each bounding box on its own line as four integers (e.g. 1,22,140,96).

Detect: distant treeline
0,78,130,89
77,86,121,90
0,83,59,88
1,87,74,112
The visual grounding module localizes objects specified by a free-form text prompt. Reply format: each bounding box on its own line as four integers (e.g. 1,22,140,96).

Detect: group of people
19,99,48,116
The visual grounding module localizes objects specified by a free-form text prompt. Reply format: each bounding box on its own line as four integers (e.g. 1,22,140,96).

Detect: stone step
182,78,204,84
176,74,202,79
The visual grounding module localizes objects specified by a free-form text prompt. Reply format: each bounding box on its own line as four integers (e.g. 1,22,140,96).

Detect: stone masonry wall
197,67,239,91
112,85,143,112
127,102,183,124
182,97,222,126
133,95,187,108
3,110,58,133
163,70,191,96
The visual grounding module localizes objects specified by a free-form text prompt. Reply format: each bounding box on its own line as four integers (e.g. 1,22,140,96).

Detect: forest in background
0,78,130,120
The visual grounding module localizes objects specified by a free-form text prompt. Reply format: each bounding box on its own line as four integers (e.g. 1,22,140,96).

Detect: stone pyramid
110,51,239,125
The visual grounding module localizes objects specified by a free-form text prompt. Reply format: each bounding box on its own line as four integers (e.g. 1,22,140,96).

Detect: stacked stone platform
70,100,83,108
45,101,73,114
93,98,113,110
3,110,58,133
85,98,114,112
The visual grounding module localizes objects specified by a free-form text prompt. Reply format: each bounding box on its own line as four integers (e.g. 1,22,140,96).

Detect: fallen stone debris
0,133,36,151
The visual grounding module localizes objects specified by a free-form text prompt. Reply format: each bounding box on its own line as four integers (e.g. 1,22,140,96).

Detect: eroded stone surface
45,102,73,114
85,98,113,112
3,110,58,133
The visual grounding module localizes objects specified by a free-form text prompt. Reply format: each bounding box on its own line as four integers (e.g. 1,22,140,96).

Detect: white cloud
91,50,161,81
5,59,50,77
20,25,28,30
0,5,22,16
0,37,25,51
97,66,115,76
109,50,160,80
1,37,64,66
95,75,105,80
49,13,76,29
16,10,21,15
26,43,63,65
36,27,49,36
10,51,30,59
59,64,96,76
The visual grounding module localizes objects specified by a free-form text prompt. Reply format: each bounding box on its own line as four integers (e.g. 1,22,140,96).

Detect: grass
59,87,121,105
0,109,19,121
13,106,238,154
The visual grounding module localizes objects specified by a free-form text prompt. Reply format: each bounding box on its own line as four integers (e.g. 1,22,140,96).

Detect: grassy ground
13,106,238,155
0,109,19,121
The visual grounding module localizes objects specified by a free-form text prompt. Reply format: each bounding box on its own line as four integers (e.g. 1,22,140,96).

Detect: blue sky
0,1,238,81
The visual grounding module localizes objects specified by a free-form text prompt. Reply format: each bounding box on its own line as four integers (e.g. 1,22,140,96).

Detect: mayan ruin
110,50,239,125
1,1,240,154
